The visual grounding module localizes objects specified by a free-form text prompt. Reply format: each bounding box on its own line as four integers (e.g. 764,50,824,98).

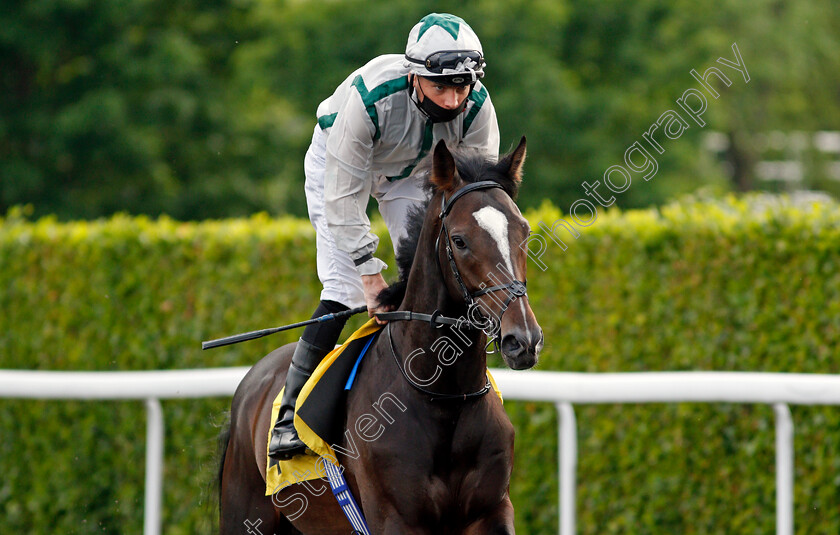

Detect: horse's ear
498,136,527,184
430,139,458,193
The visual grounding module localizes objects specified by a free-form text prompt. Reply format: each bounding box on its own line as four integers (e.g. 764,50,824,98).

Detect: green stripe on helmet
417,13,464,41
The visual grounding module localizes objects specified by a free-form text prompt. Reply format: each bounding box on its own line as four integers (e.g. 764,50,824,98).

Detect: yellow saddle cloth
265,319,382,495
265,319,503,496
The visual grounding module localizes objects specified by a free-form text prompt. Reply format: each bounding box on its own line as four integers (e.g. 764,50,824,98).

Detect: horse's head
429,137,543,370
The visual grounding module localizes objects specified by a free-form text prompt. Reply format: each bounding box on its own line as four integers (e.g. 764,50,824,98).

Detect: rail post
557,402,577,535
144,398,164,535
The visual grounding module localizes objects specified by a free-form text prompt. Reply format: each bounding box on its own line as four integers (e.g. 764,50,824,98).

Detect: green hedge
2,195,839,534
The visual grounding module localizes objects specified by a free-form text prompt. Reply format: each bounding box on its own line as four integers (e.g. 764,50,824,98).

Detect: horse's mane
377,146,520,309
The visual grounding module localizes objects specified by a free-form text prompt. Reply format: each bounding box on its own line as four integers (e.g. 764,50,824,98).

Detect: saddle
264,318,504,495
266,319,383,495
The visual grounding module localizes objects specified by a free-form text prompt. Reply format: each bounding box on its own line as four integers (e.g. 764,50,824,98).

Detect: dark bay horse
219,137,543,534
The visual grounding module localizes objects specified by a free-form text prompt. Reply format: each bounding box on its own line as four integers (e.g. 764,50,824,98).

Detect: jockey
269,13,501,460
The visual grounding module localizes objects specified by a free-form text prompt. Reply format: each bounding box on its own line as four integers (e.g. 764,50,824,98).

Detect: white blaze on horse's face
472,204,539,367
472,206,514,274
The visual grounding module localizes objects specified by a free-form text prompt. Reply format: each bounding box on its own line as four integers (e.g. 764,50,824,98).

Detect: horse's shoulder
460,397,515,448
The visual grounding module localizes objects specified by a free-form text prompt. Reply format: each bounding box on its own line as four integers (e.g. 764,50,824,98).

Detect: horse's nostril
501,335,522,354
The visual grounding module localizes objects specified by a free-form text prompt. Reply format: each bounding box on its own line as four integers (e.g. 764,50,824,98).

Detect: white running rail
2,368,839,535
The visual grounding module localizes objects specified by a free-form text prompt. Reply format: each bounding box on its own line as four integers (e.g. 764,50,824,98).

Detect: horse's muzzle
501,327,543,370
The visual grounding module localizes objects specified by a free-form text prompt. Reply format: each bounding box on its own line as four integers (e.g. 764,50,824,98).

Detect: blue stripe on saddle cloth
344,334,377,391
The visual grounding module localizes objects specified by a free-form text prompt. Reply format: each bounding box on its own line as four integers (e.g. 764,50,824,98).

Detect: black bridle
434,180,529,335
380,180,530,401
380,180,530,332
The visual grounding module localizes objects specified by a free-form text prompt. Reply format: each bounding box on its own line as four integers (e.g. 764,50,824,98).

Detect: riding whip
201,306,368,350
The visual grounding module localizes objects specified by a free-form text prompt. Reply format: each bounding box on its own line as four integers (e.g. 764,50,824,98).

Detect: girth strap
324,461,371,534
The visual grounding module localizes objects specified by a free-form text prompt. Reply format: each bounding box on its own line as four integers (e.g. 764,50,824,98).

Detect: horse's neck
394,253,488,396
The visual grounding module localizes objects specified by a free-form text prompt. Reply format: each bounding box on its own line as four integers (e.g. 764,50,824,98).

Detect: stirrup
268,406,309,460
268,434,309,460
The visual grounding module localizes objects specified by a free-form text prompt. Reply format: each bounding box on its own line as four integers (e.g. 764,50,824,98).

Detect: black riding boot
268,338,330,460
267,299,349,460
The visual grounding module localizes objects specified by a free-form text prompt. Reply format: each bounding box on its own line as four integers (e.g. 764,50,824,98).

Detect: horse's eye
452,236,467,249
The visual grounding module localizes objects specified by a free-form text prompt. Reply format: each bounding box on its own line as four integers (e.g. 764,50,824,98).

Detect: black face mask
412,78,472,123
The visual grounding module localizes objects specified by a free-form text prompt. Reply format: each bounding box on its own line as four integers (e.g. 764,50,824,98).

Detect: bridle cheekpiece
434,181,529,339
380,180,530,401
